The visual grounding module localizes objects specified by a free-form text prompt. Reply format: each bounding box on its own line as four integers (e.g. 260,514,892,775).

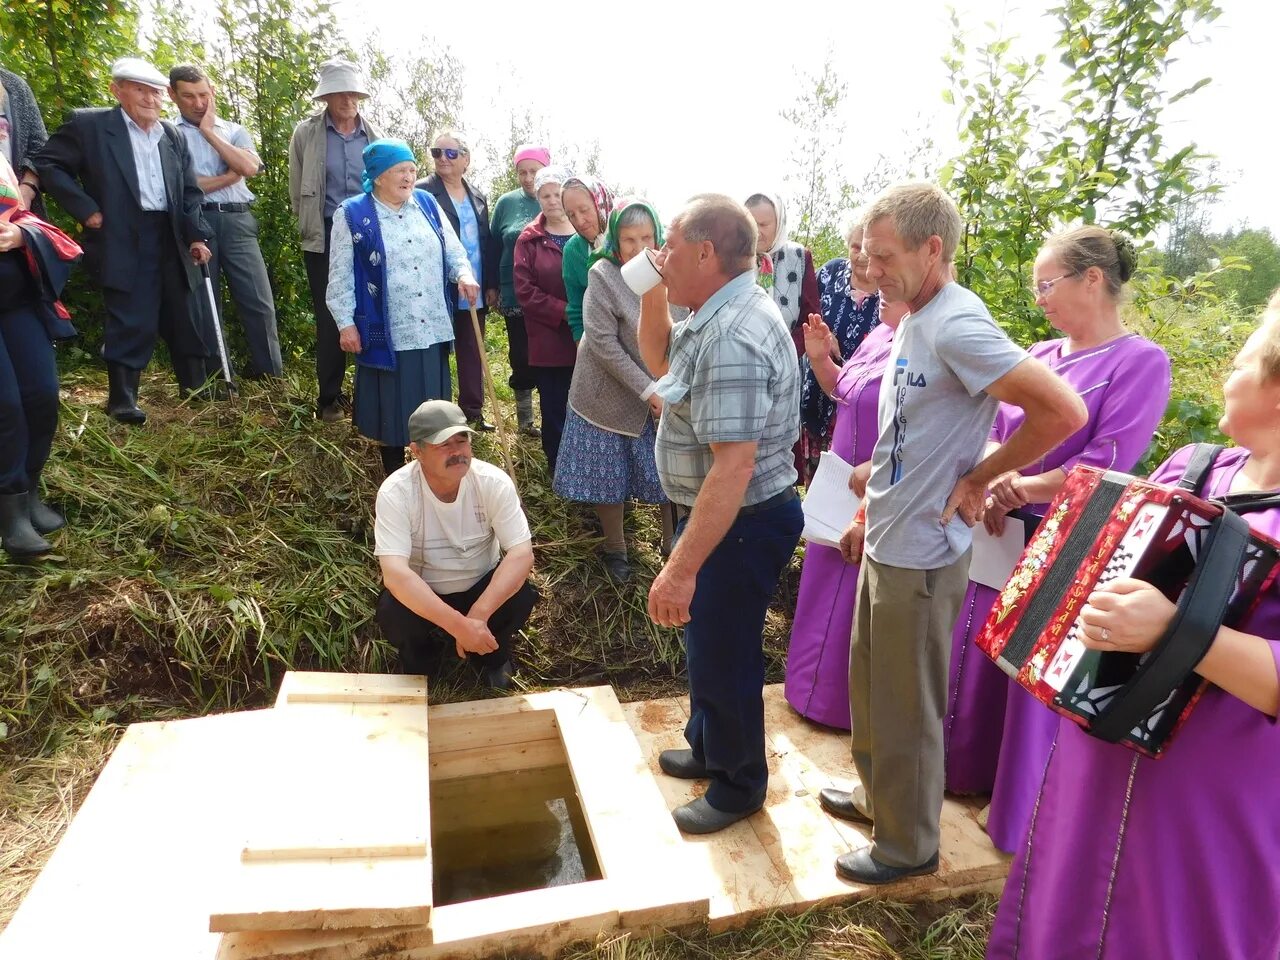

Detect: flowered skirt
353,344,451,447
552,408,666,504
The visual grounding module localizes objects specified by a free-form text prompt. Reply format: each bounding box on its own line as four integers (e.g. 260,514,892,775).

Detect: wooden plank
209,707,433,933
241,841,428,862
429,736,565,780
221,880,620,960
555,696,709,931
426,707,558,754
275,672,428,707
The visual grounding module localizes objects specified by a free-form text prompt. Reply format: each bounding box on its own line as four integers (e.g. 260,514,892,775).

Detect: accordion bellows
976,466,1280,757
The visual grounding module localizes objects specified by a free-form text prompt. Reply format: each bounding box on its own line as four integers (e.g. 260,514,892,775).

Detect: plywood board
208,707,432,933
0,711,273,960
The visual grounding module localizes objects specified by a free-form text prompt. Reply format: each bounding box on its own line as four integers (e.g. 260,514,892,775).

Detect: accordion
976,463,1280,757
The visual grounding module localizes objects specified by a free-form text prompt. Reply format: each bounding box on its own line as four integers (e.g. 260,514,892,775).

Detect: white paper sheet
969,516,1027,589
802,451,860,547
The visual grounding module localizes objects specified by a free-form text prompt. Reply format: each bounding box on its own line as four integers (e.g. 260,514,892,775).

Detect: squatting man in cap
31,57,216,424
374,400,538,690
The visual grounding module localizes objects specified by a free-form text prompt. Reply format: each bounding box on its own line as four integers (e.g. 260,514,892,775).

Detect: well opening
428,707,603,906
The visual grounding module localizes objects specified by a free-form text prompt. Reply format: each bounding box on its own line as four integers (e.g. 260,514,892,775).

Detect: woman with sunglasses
944,226,1170,847
489,144,551,438
784,270,907,727
417,129,499,432
513,167,578,476
987,300,1280,960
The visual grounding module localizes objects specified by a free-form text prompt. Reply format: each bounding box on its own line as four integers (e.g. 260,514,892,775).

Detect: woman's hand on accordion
1079,579,1175,655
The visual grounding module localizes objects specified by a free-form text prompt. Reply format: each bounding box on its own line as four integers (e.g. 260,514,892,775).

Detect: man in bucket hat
373,400,538,691
288,56,382,421
31,56,216,424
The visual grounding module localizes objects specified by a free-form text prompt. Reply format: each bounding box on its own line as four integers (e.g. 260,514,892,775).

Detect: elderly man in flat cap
374,400,538,691
289,56,382,422
31,57,215,424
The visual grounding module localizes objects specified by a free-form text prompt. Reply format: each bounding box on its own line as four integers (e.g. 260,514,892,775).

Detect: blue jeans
0,305,60,494
681,495,803,812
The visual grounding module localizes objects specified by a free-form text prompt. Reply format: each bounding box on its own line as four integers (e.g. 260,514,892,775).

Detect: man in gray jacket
288,57,381,421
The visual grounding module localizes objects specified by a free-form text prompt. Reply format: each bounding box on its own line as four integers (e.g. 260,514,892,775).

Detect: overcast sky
197,0,1276,236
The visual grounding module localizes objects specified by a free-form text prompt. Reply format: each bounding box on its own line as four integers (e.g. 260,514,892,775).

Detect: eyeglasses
1033,273,1078,296
430,147,462,160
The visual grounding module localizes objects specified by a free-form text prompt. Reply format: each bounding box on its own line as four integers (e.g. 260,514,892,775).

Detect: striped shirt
175,116,256,204
123,112,166,211
654,270,800,506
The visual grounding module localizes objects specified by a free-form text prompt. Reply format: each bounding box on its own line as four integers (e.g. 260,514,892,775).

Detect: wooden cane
468,303,517,483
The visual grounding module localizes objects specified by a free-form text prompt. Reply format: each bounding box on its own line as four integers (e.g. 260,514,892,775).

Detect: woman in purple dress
784,260,908,728
988,304,1280,960
944,227,1171,809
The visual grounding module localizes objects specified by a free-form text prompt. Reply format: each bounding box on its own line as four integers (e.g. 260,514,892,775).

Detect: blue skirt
553,408,666,504
353,345,451,447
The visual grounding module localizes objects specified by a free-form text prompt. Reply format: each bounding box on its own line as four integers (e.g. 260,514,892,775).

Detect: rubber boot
26,485,65,535
106,364,146,424
515,389,540,438
175,356,210,401
1,492,52,559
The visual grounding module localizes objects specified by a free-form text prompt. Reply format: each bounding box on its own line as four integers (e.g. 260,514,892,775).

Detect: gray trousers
198,208,283,377
848,549,971,867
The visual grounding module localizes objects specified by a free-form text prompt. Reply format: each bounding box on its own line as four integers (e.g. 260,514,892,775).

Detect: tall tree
942,0,1222,343
0,0,140,121
360,34,463,162
211,0,344,356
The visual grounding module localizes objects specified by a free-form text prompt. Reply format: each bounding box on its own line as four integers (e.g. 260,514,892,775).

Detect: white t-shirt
374,459,532,594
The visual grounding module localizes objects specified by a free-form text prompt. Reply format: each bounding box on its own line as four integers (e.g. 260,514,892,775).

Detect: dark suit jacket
416,173,499,305
32,106,209,293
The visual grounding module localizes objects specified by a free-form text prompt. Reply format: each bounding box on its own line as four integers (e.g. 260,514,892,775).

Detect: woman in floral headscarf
746,190,820,482
553,201,677,583
745,191,820,357
560,175,615,343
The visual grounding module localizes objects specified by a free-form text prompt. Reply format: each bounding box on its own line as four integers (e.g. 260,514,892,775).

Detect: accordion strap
1179,442,1280,514
1089,506,1251,744
1176,443,1223,494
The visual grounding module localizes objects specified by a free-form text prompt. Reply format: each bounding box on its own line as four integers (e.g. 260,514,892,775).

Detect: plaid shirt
654,271,800,506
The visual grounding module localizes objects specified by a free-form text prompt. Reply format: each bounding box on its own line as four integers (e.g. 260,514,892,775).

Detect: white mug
621,248,663,296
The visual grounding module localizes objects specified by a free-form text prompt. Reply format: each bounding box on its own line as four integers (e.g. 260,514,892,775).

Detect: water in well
430,765,603,905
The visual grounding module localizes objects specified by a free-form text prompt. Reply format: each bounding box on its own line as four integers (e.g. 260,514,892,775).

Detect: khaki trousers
848,550,971,867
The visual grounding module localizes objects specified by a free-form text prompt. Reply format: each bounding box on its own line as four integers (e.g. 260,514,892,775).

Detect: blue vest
341,189,452,371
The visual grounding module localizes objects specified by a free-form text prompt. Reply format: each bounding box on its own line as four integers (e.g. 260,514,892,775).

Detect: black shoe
468,417,496,432
835,847,939,885
1,492,52,559
318,401,345,423
482,659,513,691
658,748,708,779
519,423,542,438
26,491,65,535
601,550,632,583
106,364,146,424
672,796,761,835
819,788,873,825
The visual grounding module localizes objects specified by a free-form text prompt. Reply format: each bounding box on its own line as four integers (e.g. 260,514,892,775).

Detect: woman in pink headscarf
489,143,551,436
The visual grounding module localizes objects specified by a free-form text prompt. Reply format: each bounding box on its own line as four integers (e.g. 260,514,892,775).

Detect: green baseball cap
407,400,475,445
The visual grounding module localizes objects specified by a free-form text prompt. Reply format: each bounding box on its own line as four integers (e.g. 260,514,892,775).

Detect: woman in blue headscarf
327,139,480,474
